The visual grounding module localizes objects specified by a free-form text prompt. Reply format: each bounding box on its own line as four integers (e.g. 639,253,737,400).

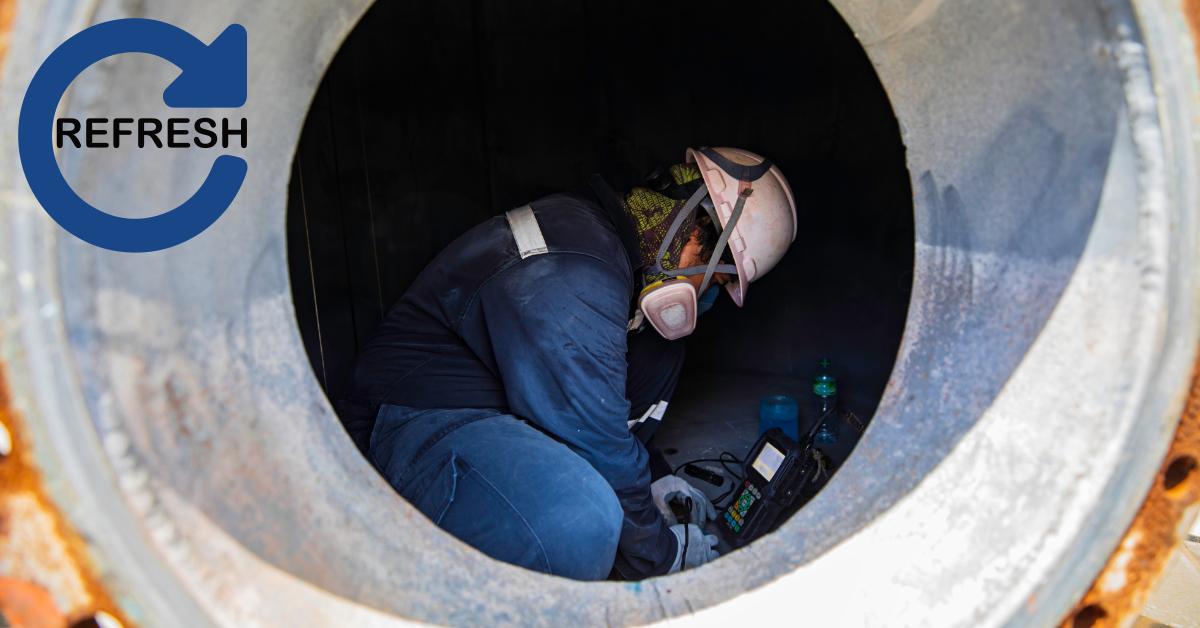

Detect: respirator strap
697,192,747,294
673,263,738,276
700,196,722,235
650,184,710,276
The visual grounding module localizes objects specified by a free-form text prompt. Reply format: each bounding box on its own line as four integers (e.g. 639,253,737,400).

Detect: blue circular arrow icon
18,19,248,253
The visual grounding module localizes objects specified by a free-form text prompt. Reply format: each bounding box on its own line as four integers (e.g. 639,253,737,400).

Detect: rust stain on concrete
0,3,131,627
1184,0,1200,63
1058,357,1200,627
0,575,67,628
0,0,14,69
1056,8,1200,624
0,367,136,626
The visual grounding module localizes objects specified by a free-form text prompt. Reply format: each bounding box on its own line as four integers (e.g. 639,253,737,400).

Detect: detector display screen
751,442,785,482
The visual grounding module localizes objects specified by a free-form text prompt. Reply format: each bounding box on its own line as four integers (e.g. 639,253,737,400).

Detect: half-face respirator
637,148,775,340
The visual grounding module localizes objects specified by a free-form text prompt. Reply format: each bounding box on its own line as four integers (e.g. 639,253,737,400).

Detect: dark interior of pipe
286,0,913,537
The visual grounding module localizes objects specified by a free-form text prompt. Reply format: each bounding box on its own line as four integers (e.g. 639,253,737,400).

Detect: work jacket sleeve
470,253,677,575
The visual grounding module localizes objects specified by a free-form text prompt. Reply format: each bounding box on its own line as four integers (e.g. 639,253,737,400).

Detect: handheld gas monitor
719,427,817,548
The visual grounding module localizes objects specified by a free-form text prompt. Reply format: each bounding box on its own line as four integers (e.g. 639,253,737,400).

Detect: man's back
334,178,684,578
336,182,634,456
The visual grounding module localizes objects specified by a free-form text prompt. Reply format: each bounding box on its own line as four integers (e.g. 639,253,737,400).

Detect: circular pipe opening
5,0,1192,624
286,0,914,576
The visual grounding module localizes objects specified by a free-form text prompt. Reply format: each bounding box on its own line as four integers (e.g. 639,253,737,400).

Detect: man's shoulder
528,190,632,282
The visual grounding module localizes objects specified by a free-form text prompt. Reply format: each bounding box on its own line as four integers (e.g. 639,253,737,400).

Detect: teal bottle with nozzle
813,359,838,443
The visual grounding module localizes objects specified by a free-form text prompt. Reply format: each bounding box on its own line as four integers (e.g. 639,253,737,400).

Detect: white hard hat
637,147,796,339
686,147,797,306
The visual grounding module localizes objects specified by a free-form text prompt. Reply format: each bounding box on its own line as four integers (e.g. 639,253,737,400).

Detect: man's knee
381,415,624,580
541,465,622,580
573,472,622,543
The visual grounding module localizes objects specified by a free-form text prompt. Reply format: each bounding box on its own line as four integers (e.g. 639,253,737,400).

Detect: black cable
681,496,692,569
670,457,736,474
712,452,746,506
719,451,744,481
807,406,836,441
671,453,746,508
671,454,745,478
712,485,735,508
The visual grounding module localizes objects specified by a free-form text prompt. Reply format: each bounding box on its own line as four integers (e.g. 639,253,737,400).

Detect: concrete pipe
0,0,1198,626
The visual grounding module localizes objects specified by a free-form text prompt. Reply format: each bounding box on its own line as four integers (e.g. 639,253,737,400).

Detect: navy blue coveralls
336,175,684,580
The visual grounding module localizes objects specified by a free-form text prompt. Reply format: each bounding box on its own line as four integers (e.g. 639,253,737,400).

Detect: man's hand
668,524,720,572
651,475,716,525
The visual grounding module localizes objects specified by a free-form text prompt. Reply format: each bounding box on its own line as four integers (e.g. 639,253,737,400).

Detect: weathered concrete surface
0,0,1196,626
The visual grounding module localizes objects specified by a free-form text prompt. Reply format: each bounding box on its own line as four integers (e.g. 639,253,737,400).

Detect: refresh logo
17,19,248,253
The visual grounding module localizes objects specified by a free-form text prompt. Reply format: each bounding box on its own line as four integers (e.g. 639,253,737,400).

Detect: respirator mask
637,149,767,340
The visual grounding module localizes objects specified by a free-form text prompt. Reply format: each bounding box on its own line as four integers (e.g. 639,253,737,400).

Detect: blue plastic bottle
813,359,838,443
697,284,720,316
759,395,799,441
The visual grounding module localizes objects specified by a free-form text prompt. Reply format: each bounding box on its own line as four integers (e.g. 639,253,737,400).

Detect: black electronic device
718,427,819,548
684,464,725,487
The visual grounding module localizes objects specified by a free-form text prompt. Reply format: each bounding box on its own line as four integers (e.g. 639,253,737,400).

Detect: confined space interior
18,0,1184,623
287,0,915,561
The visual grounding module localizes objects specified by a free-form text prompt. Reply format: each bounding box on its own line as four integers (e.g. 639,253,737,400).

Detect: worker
335,147,797,580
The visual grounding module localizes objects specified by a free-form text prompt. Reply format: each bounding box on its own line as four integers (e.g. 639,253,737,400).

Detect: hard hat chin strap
699,196,722,235
648,181,746,291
